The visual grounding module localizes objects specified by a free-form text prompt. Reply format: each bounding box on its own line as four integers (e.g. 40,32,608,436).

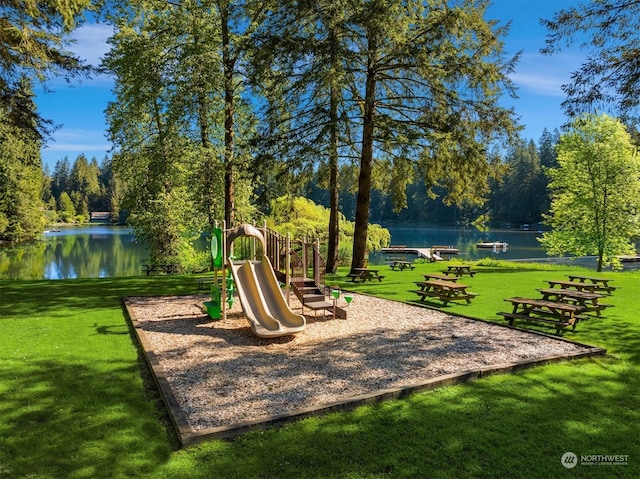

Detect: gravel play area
124,293,601,443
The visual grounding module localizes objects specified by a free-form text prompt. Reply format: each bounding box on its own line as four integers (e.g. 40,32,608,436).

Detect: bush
266,196,390,262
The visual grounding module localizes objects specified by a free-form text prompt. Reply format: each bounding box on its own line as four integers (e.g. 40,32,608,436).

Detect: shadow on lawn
170,356,640,479
0,357,173,478
0,276,195,317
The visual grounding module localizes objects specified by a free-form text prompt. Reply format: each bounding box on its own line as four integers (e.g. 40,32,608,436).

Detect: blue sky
36,0,586,170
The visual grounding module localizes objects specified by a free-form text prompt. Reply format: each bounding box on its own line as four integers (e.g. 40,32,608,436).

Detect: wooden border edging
122,296,606,448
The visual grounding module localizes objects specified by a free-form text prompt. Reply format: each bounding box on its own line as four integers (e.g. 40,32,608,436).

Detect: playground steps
291,279,347,319
292,278,325,304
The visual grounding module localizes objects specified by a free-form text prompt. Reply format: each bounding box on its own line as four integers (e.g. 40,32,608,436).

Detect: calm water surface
1,224,636,280
383,226,544,260
373,225,639,270
0,225,148,280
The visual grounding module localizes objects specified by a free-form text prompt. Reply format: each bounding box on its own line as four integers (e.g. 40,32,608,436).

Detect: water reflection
373,226,639,270
380,226,545,261
0,226,149,280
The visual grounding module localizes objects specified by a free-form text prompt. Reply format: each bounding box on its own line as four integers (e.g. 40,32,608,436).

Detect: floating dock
618,255,640,263
380,246,459,261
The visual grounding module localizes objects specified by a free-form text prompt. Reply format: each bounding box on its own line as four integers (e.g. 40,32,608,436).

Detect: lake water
1,224,636,280
375,226,639,271
382,226,545,261
0,225,148,280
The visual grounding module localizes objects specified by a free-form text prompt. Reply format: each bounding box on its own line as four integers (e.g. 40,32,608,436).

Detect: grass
0,262,639,478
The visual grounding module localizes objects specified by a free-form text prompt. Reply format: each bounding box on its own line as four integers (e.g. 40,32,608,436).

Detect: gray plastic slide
228,256,306,338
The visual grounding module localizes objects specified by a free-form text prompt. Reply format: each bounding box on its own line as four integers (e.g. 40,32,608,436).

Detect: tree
0,0,91,242
348,0,518,269
542,0,640,125
101,0,261,268
58,191,76,222
490,139,545,226
69,154,100,217
0,78,45,241
540,114,640,271
250,0,353,273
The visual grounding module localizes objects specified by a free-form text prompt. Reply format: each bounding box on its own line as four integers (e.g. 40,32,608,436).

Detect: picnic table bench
412,279,477,306
443,265,476,277
347,268,385,282
567,275,617,294
142,263,179,275
538,288,610,317
422,273,459,282
498,297,585,335
390,260,415,271
546,279,598,293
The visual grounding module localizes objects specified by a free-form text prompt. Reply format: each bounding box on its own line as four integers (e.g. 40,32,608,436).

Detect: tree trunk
221,3,235,227
325,33,340,274
597,249,604,272
351,44,377,270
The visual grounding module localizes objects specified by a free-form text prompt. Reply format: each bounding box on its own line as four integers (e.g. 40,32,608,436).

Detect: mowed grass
0,262,638,478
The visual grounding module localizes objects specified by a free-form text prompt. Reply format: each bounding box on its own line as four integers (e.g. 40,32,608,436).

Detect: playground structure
205,223,347,337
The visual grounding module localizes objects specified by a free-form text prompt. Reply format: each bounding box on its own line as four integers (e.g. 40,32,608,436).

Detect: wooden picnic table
142,263,179,275
538,288,609,317
546,279,598,293
498,297,584,334
347,268,385,282
567,275,617,294
443,265,476,277
390,260,415,271
422,273,459,282
412,279,477,305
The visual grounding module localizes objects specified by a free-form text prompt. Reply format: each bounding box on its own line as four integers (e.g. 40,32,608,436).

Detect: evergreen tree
69,154,100,218
543,0,640,124
0,78,45,241
348,0,518,268
491,140,544,226
250,0,354,273
58,191,76,222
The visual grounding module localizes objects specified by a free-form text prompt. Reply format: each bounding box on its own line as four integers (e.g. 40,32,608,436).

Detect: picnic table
347,268,385,282
422,273,459,282
546,279,598,293
390,260,415,271
443,265,476,277
498,297,585,334
412,279,477,305
567,275,617,294
142,263,179,275
538,288,610,317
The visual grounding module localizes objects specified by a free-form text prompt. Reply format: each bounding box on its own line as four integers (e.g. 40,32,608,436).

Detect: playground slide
228,256,306,338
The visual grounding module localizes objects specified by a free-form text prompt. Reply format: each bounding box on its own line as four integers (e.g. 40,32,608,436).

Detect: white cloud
510,72,567,97
510,51,585,97
45,142,112,152
44,128,111,152
69,23,113,67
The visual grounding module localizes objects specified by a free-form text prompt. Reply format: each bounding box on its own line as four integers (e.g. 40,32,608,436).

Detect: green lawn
1,262,638,478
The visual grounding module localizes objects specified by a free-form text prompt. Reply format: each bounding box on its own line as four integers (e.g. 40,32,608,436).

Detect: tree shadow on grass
0,357,173,478
160,356,640,479
0,276,196,318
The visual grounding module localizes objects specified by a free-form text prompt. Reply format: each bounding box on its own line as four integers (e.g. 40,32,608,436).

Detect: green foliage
489,139,548,226
540,114,640,270
57,191,76,222
542,0,640,122
266,196,390,264
0,80,45,241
